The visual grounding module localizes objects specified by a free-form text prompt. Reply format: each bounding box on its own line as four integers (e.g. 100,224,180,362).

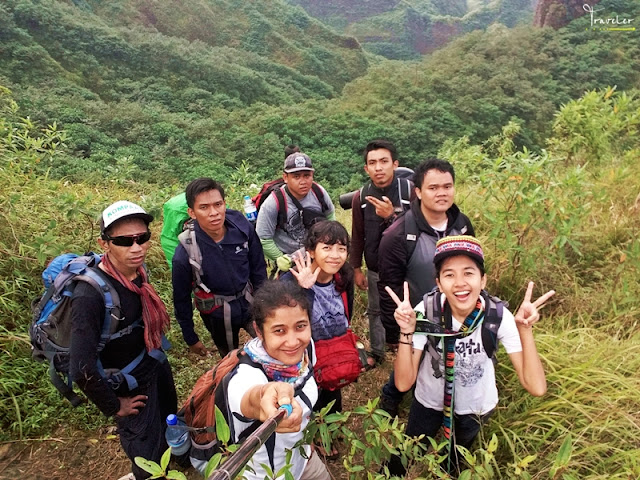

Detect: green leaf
160,447,171,472
204,453,223,478
165,472,188,480
556,434,573,466
215,406,231,445
134,457,163,475
487,434,498,454
458,470,472,480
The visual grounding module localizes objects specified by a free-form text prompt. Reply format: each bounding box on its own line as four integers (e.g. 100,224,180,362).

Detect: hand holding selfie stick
207,404,293,480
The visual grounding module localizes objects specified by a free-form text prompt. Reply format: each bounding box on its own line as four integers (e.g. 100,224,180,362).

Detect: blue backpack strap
71,267,122,352
98,347,168,392
48,361,84,407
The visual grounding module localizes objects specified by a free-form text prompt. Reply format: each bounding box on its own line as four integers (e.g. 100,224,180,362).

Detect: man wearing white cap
69,200,177,480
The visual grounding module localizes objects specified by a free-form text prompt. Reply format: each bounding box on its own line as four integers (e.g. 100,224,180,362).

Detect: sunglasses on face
105,231,152,247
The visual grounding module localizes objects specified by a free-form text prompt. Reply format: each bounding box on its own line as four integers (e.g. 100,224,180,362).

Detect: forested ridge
0,0,638,192
287,0,537,58
1,0,640,478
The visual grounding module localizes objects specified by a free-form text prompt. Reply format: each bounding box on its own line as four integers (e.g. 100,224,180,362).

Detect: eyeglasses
105,231,152,247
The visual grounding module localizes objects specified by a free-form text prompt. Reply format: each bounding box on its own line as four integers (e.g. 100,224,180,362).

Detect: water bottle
165,414,190,457
243,195,258,223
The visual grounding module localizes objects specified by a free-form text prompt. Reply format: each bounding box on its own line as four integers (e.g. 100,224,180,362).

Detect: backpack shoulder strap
480,290,504,362
61,259,122,350
311,182,329,213
399,177,412,210
76,266,123,349
403,209,419,262
178,221,210,293
273,187,288,230
359,185,367,209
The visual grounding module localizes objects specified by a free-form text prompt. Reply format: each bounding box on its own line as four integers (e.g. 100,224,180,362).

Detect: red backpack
312,284,363,391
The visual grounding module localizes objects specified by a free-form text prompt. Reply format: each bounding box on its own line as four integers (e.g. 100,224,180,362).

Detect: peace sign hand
385,281,416,334
515,281,556,328
290,251,320,289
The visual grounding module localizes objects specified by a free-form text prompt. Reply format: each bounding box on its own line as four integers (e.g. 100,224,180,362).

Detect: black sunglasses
105,231,152,247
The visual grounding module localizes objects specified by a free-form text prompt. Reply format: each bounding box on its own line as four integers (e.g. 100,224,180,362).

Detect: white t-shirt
412,296,522,415
226,358,318,480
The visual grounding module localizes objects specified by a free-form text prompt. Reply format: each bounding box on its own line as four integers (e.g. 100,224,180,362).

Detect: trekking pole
207,404,293,480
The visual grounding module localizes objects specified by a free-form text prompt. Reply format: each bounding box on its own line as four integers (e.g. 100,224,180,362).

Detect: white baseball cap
100,200,153,236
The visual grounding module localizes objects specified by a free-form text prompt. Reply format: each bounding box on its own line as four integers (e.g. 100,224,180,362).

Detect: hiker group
30,140,554,480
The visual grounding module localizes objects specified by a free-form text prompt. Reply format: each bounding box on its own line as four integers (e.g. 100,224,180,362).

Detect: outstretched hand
515,281,555,328
385,281,416,334
290,251,320,289
259,383,303,433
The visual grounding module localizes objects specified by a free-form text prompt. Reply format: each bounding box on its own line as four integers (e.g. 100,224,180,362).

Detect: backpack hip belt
194,283,253,353
98,340,169,391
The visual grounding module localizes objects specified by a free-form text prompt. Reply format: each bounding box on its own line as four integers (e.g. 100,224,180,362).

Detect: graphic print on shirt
434,337,486,387
283,211,305,245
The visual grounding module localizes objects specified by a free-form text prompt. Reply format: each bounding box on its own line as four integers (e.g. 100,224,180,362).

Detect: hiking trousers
201,312,255,357
387,399,493,476
116,360,177,480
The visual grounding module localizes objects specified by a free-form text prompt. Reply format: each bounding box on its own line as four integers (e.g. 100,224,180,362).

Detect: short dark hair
363,139,397,164
413,158,455,189
251,280,311,333
185,178,225,209
284,144,300,158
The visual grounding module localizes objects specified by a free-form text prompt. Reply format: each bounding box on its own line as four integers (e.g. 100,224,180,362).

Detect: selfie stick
207,404,293,480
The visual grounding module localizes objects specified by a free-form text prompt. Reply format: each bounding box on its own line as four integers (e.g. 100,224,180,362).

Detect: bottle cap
166,414,178,425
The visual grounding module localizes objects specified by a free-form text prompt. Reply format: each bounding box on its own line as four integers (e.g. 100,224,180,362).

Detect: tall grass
1,87,640,478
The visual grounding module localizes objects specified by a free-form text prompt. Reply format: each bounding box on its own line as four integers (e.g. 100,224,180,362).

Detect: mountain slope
286,0,538,58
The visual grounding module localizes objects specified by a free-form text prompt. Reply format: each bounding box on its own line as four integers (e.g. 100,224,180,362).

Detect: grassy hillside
1,83,639,478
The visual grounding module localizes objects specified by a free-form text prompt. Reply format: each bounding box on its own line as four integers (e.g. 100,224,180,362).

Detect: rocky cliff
533,0,601,28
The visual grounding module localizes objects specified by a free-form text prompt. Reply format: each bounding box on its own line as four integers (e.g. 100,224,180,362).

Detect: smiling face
364,148,398,188
436,255,487,320
188,188,226,241
258,304,312,365
416,169,455,223
98,218,150,279
310,242,348,283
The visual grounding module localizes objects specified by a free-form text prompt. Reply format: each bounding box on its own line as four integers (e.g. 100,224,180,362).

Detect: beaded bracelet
398,340,413,345
400,332,414,338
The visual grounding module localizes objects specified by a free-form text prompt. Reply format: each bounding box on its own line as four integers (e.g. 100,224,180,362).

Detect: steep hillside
0,0,636,193
0,0,367,101
286,0,538,58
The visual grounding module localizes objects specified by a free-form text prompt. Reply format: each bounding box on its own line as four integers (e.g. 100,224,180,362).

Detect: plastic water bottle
165,414,190,457
243,195,257,223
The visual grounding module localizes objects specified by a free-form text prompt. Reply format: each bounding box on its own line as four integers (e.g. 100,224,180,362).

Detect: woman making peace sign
385,235,555,475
